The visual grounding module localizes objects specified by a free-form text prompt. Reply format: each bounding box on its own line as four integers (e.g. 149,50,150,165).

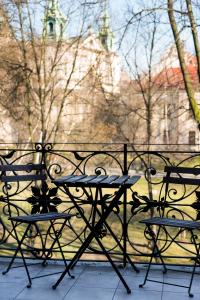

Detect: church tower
43,0,67,40
98,0,114,51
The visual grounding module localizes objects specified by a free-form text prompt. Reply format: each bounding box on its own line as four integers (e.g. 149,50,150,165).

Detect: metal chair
139,166,200,298
0,163,74,287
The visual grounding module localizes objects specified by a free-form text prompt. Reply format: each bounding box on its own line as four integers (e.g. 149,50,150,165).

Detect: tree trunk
168,0,200,126
186,0,200,83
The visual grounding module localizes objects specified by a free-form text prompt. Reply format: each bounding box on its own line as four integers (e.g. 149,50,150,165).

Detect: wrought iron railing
0,142,200,265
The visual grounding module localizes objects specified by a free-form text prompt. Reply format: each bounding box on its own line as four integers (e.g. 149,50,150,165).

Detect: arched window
49,22,54,33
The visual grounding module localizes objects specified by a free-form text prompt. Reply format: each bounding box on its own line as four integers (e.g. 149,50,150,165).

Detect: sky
7,0,199,74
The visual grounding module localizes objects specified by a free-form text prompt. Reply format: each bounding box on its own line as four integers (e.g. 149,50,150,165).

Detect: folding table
52,174,141,293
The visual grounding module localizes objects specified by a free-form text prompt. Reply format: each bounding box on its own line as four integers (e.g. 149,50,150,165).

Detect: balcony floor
0,260,199,300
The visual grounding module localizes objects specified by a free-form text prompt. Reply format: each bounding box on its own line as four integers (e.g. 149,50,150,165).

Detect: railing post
123,144,128,267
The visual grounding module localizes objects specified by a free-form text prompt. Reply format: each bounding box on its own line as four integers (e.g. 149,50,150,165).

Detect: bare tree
0,0,121,145
120,1,200,130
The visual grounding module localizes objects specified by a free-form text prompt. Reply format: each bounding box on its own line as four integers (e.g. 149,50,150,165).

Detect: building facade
0,0,125,143
152,44,200,147
0,1,199,147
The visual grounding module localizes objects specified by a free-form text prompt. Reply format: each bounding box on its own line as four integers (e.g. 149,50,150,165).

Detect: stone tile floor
0,260,199,300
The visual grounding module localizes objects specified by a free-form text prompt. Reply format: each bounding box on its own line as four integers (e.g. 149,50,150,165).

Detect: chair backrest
161,166,200,220
0,164,47,183
0,163,47,216
163,166,200,186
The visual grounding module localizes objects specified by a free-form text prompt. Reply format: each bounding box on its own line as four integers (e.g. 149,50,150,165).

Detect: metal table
52,174,141,294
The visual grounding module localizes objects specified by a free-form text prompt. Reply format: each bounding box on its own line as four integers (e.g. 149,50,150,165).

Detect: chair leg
52,235,89,290
50,220,75,279
139,244,154,288
38,221,66,267
187,230,200,298
36,218,75,280
149,225,167,273
3,223,32,288
140,224,167,288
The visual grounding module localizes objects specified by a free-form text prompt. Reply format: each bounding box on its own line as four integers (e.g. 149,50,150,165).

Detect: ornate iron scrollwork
0,143,200,264
27,182,62,214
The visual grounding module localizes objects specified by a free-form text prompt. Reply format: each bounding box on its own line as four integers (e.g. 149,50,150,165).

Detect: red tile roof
153,66,199,88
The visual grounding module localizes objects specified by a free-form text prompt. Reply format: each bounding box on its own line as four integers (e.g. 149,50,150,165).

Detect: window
163,130,170,144
163,103,171,120
49,22,54,33
189,131,196,145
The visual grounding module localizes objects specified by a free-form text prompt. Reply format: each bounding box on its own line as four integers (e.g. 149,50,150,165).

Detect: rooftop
0,261,199,300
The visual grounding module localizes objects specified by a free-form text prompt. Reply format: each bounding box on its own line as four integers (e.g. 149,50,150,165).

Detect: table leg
82,186,139,273
52,186,131,293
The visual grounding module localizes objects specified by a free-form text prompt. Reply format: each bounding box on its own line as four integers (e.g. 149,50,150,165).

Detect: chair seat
140,217,200,229
9,212,73,223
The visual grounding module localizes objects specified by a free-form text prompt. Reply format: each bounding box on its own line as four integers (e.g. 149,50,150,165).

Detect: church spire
43,0,67,40
98,0,113,51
